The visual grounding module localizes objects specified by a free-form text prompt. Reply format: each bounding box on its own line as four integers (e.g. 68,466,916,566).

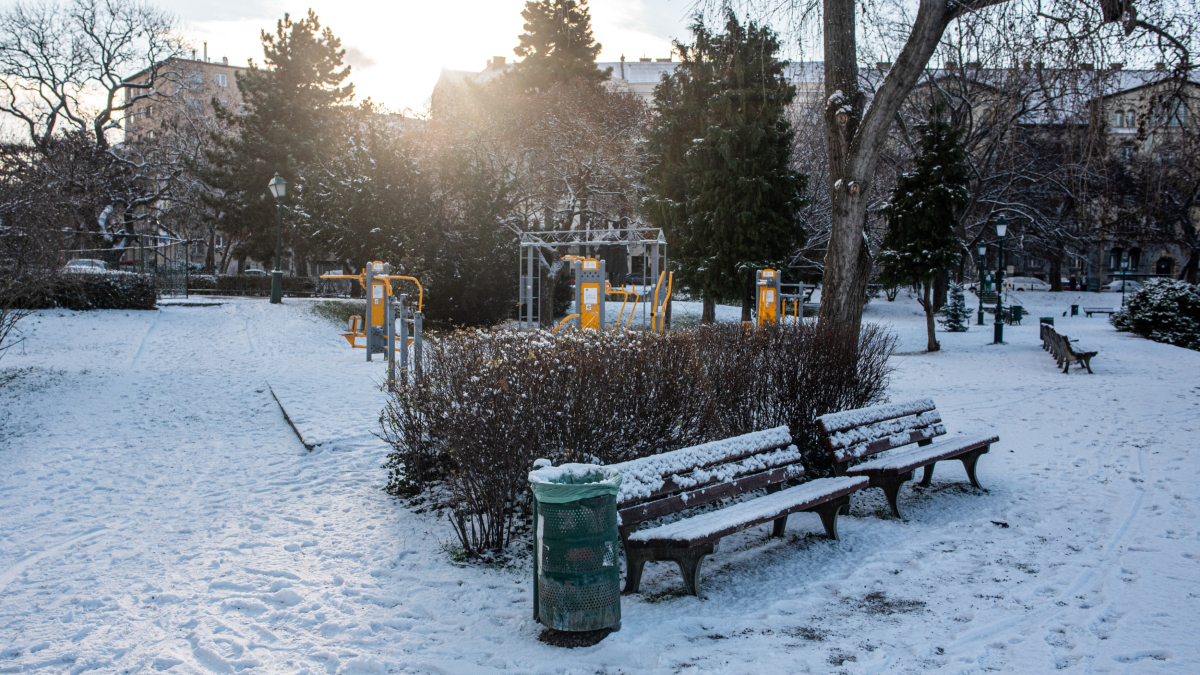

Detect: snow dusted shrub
381,322,895,556
53,271,157,310
1110,278,1200,350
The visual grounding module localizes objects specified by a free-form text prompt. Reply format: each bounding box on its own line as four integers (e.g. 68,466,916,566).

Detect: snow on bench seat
612,426,793,504
843,433,999,476
626,476,868,548
818,398,935,434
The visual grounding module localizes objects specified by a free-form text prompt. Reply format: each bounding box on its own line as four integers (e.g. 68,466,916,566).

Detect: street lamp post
993,216,1008,345
1120,256,1129,306
977,243,988,326
268,173,288,304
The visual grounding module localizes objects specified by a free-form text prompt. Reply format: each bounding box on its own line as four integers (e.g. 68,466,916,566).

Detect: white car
1102,279,1141,292
1003,276,1051,291
63,258,110,271
242,269,269,277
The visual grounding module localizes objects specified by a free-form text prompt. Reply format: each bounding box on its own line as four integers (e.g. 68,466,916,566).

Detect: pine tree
198,10,352,271
877,113,969,351
511,0,609,89
937,281,971,332
644,12,807,322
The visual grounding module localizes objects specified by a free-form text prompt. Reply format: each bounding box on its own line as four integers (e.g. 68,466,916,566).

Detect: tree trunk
1049,252,1063,292
204,230,216,273
539,263,557,328
701,291,715,324
921,281,940,352
933,270,948,311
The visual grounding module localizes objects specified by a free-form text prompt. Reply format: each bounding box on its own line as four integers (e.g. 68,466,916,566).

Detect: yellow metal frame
650,271,673,332
321,262,425,350
756,268,779,328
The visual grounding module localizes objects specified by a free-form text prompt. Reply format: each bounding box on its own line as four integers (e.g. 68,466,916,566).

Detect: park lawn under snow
0,289,1197,674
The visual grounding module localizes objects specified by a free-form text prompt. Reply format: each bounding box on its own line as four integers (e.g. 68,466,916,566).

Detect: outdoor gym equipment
320,261,424,388
756,268,811,326
518,227,668,331
552,257,648,333
650,270,673,332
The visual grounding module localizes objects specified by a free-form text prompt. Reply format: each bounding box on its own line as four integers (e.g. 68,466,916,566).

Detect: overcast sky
156,0,693,113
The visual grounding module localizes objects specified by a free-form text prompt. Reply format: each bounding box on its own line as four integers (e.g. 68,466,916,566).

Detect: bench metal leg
1082,356,1094,374
920,462,935,487
959,447,988,489
804,494,850,540
772,515,788,537
622,543,715,598
623,547,648,595
871,472,911,519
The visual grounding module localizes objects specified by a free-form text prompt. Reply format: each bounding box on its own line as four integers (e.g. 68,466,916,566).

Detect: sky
157,0,694,113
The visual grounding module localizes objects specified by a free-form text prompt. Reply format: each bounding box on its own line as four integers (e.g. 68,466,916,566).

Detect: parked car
1003,276,1051,291
1102,279,1141,292
63,258,110,272
242,269,269,277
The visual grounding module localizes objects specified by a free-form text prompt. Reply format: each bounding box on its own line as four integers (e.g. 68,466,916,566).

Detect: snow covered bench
610,427,867,597
1083,306,1115,317
817,399,998,518
1042,325,1097,373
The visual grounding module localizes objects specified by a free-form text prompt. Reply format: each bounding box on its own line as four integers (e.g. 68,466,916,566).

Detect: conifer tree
511,0,609,89
644,12,807,322
199,10,352,271
937,281,971,332
877,113,969,351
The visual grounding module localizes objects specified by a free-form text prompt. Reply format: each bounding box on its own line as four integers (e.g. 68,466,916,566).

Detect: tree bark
921,281,940,352
1049,252,1063,292
701,291,715,324
741,272,754,323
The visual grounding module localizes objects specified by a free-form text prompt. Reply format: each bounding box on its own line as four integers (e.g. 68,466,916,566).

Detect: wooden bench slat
817,398,936,434
824,415,945,464
619,463,805,527
626,476,869,548
844,433,998,476
612,426,793,504
617,446,804,509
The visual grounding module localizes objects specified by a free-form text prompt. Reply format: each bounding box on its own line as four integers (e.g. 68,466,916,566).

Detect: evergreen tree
511,0,609,89
937,281,971,332
199,10,352,272
877,113,969,351
644,12,807,322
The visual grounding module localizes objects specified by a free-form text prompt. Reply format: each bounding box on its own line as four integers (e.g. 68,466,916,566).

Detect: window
1114,111,1123,127
1156,257,1175,275
214,73,227,87
1116,144,1136,161
1129,248,1141,270
1126,109,1135,127
1109,248,1123,270
189,70,201,84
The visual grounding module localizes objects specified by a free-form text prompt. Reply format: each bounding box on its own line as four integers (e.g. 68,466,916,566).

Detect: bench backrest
609,426,804,531
816,398,945,465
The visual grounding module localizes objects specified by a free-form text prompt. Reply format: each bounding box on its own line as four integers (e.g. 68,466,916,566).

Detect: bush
1110,278,1200,350
53,271,157,310
187,275,317,296
381,322,895,556
188,274,217,290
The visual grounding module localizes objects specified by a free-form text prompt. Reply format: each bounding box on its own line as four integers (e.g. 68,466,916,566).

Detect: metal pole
977,251,985,326
526,243,535,329
398,294,409,384
270,202,284,304
365,266,374,362
413,311,423,380
386,295,396,390
994,235,1005,344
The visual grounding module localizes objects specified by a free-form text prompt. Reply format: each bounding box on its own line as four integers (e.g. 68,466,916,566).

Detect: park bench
816,399,998,519
1042,323,1097,373
1084,306,1115,317
611,427,868,597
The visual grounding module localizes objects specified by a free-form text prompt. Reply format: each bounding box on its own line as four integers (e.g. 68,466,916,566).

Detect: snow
627,477,869,546
527,463,618,486
610,427,793,503
1,289,1198,673
819,397,937,433
843,433,1000,474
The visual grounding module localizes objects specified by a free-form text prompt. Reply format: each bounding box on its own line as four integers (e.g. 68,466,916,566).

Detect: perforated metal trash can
529,463,622,632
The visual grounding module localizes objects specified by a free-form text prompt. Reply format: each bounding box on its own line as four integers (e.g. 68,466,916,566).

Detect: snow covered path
1,294,1198,674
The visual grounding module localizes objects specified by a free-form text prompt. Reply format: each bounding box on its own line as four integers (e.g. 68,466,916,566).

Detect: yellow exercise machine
756,269,781,328
650,270,673,332
320,261,425,388
551,257,650,333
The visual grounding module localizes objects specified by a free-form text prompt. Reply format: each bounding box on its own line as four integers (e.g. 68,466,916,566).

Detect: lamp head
995,215,1008,237
267,173,288,200
978,243,988,257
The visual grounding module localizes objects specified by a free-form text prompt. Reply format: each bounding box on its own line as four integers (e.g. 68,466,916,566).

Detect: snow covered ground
1,289,1198,674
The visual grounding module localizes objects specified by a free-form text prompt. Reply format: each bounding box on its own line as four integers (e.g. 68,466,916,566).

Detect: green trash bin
529,462,622,632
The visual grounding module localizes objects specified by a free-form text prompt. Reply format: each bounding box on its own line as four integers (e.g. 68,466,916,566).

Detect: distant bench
817,399,998,518
1083,306,1115,317
611,427,866,597
1041,322,1098,374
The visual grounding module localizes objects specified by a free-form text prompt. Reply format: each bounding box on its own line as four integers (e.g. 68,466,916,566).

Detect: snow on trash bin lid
528,463,622,503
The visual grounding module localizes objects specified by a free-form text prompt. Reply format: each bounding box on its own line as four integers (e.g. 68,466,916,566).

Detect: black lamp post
977,242,988,326
268,173,288,304
993,216,1007,345
1120,256,1129,306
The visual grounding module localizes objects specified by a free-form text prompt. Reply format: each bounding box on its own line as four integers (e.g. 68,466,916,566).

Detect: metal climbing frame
517,228,667,331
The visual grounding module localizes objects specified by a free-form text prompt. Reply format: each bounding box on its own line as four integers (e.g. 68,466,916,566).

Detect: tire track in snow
127,308,162,370
0,526,107,593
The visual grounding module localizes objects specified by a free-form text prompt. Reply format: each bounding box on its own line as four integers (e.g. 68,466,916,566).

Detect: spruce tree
511,0,609,89
199,10,352,271
644,12,807,322
937,281,971,332
877,113,969,351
